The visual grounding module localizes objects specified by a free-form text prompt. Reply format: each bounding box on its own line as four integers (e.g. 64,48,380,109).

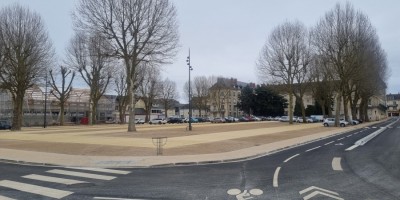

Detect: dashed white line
0,195,16,200
273,167,281,188
66,167,131,175
284,154,300,163
332,157,343,171
0,180,73,199
324,141,335,146
345,144,359,151
23,174,87,185
305,146,321,152
346,135,352,138
47,169,116,180
337,137,345,141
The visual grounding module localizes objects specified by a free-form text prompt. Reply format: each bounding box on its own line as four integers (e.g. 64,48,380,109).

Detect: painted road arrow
299,186,343,200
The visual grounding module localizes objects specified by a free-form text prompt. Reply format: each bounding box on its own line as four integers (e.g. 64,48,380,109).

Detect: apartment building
386,93,400,117
208,78,255,118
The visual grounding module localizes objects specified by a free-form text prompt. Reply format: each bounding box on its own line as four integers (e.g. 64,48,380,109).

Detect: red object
80,117,88,125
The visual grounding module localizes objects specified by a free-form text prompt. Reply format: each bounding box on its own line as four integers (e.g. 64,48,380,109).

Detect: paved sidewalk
0,121,382,168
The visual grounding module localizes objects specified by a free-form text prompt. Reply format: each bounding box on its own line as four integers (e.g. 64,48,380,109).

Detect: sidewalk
0,121,381,168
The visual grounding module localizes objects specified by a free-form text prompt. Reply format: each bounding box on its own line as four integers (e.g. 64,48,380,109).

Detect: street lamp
43,71,48,128
186,49,193,131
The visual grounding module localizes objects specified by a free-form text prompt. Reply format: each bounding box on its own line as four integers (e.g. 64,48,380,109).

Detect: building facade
386,93,400,117
208,78,255,118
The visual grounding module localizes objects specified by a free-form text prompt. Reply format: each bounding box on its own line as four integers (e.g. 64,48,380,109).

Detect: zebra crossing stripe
0,180,72,199
0,195,16,200
66,167,131,175
47,169,116,180
22,174,87,185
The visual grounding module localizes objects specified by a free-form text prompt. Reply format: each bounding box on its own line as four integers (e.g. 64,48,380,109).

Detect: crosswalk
0,167,131,199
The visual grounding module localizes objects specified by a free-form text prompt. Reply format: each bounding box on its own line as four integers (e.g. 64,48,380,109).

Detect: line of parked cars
0,120,11,130
323,118,362,127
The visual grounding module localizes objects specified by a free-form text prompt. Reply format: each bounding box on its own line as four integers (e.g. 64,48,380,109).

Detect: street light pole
186,49,193,131
43,71,48,128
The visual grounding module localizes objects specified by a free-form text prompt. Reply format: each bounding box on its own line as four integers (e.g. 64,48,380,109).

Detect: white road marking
283,154,300,163
66,167,131,175
324,141,335,145
332,157,343,171
0,195,16,200
337,137,345,141
299,186,339,195
47,169,116,180
94,197,148,200
372,127,377,129
22,174,87,185
273,167,281,188
303,191,344,200
345,145,359,151
346,135,352,137
305,146,321,152
0,180,72,199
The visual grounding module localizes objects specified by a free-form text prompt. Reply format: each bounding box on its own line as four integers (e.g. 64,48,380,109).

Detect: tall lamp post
186,49,193,131
43,71,48,128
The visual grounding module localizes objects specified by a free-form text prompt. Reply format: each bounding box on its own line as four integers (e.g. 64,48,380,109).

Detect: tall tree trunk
343,94,350,123
334,93,342,127
60,102,65,126
288,92,294,124
127,79,136,132
320,99,326,117
92,101,98,124
11,94,24,131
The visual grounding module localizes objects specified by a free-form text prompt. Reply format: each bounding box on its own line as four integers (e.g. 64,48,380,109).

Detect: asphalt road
0,118,399,200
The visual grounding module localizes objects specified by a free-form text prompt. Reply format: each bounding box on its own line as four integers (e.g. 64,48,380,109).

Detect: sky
0,0,399,103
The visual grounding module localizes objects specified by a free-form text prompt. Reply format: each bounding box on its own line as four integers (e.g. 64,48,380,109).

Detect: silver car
323,118,349,127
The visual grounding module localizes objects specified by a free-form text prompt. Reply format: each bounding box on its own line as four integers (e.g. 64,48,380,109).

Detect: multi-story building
386,93,400,117
208,77,255,118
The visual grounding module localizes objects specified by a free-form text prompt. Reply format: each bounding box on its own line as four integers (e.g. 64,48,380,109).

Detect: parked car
0,120,11,130
239,117,249,122
279,116,290,122
323,118,349,127
296,117,314,123
135,118,145,124
167,117,183,124
352,119,360,125
189,117,199,123
149,118,167,125
273,116,281,121
211,117,225,123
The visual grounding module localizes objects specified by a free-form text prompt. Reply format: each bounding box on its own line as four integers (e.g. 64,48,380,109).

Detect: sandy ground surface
0,121,338,156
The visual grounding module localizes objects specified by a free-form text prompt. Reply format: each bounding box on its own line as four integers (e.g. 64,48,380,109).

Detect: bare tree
159,78,178,118
257,21,310,124
114,69,128,124
309,55,335,117
66,32,113,125
74,0,179,132
0,4,54,131
312,2,386,125
193,76,212,117
49,66,75,125
138,65,161,122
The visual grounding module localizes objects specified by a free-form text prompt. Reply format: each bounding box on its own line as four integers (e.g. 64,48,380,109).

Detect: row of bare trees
257,2,388,126
0,0,180,132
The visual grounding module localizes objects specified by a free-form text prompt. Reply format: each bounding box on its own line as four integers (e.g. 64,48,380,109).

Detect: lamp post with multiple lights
186,49,193,131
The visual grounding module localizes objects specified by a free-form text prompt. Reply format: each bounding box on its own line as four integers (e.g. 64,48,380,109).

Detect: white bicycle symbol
227,188,263,200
